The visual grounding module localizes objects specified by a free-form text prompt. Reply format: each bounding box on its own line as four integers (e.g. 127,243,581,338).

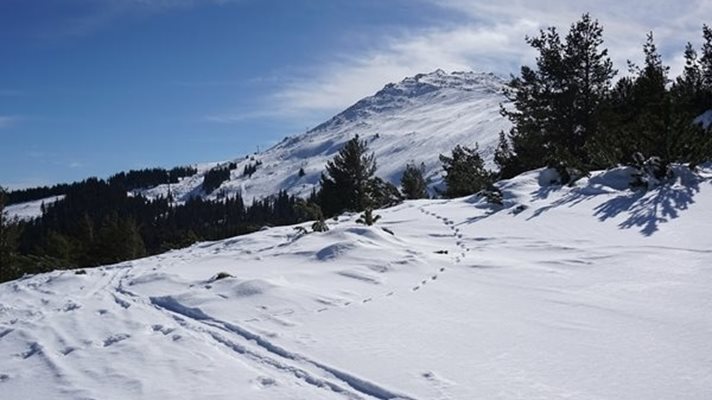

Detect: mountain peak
125,69,510,207
311,70,507,132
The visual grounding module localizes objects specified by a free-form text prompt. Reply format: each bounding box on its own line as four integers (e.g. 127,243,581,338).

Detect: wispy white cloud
271,20,538,116
252,0,711,121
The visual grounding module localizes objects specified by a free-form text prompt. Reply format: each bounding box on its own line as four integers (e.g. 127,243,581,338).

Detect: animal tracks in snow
305,205,469,316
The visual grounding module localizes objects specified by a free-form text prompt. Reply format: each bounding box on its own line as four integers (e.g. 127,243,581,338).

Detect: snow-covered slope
143,70,510,203
4,196,64,221
2,166,711,400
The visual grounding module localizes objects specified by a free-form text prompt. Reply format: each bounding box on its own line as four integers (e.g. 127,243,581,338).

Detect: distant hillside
139,70,510,204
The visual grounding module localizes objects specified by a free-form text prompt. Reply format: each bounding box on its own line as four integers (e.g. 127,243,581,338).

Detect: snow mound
227,279,278,298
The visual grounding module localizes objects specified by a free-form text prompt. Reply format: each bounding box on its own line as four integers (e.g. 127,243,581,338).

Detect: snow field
1,167,711,399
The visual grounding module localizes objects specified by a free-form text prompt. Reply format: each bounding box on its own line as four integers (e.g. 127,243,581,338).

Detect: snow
1,165,711,400
140,70,511,203
4,195,64,221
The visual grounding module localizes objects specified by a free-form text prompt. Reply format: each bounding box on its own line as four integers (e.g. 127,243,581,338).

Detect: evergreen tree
92,215,146,266
318,135,377,216
563,14,616,158
439,144,492,198
669,39,712,167
701,25,712,97
628,33,674,167
501,14,615,175
369,177,402,208
599,32,712,178
203,166,231,194
400,162,428,199
0,187,8,281
356,208,381,226
499,26,563,176
590,76,637,166
494,131,521,179
672,42,705,114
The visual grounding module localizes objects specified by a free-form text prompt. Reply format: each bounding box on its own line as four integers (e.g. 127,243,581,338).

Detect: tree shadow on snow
528,167,706,236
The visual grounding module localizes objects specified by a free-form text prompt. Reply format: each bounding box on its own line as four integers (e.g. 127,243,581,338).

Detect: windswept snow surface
1,166,711,399
141,70,510,203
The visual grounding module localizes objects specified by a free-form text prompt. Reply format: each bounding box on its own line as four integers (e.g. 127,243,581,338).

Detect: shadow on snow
527,166,707,236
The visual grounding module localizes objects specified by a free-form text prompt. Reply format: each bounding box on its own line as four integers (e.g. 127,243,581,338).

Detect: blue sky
1,0,710,189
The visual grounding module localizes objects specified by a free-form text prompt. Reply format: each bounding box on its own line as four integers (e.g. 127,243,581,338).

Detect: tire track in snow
150,296,418,400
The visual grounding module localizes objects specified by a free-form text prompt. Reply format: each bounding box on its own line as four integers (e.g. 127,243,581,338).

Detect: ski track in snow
93,266,419,400
149,295,417,400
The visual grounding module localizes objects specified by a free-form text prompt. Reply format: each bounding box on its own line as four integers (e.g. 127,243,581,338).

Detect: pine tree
590,76,636,166
92,215,146,265
500,26,563,176
0,187,8,281
494,131,521,179
502,14,615,174
630,32,673,166
603,31,712,178
563,14,616,167
672,43,705,113
701,25,712,97
356,208,381,226
400,162,428,199
368,177,402,208
439,144,492,198
318,135,377,216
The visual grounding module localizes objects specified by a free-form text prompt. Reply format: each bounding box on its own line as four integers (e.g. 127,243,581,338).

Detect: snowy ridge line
149,295,417,400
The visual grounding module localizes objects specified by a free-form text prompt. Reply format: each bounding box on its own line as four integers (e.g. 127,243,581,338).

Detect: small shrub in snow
551,162,586,186
356,208,381,226
511,204,528,215
311,219,329,232
630,153,672,189
293,226,309,236
480,186,503,206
